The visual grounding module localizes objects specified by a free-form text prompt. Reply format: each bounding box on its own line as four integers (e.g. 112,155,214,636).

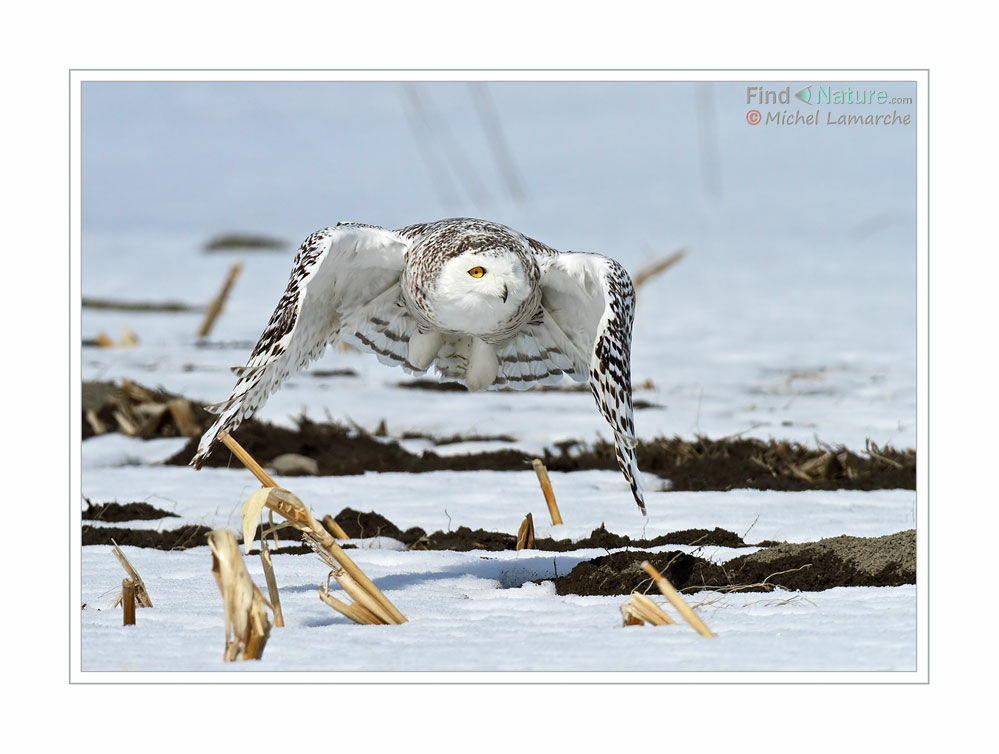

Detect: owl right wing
536,251,645,514
190,223,412,468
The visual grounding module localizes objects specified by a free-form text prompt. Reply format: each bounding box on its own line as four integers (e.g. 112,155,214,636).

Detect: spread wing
191,223,412,468
538,251,646,514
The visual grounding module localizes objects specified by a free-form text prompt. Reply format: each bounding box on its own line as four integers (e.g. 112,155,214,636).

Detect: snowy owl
192,218,646,514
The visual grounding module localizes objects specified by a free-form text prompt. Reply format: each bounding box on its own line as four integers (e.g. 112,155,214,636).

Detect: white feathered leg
407,330,444,370
465,337,499,390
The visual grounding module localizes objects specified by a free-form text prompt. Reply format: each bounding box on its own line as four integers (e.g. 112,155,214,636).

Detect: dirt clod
553,551,711,596
543,435,915,492
550,530,916,595
82,524,213,550
327,507,416,541
82,500,179,522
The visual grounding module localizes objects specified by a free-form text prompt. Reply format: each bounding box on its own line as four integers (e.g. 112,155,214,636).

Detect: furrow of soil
80,505,756,552
84,379,914,491
550,530,915,595
80,502,916,591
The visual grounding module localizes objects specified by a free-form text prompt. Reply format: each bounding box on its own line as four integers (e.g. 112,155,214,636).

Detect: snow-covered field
74,77,923,680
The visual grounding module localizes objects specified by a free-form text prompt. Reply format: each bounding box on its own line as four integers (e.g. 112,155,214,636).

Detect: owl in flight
192,218,646,514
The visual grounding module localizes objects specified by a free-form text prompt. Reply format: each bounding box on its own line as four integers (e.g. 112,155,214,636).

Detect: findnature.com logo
744,84,914,127
793,85,912,106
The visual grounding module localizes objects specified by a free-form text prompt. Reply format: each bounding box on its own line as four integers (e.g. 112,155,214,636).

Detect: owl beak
501,284,509,303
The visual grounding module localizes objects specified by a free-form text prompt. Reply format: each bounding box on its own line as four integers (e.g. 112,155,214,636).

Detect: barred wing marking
492,315,579,389
341,285,423,373
191,224,409,467
539,252,645,513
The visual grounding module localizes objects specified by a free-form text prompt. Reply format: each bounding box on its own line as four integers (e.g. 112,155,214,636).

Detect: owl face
426,249,535,334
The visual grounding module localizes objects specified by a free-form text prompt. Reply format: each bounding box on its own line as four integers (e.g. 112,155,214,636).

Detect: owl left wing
537,251,646,514
191,223,411,469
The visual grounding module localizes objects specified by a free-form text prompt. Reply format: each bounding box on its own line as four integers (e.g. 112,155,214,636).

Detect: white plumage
192,217,646,514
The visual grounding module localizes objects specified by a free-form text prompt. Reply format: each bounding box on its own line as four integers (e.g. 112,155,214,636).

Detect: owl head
422,246,536,334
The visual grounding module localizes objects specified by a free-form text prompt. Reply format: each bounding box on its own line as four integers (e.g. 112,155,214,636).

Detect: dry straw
221,431,405,625
208,529,272,661
641,561,714,638
221,431,349,539
632,248,687,292
516,512,535,550
121,579,137,626
321,514,349,540
317,589,383,624
531,458,563,525
621,592,675,626
258,538,284,628
197,261,243,338
111,540,152,608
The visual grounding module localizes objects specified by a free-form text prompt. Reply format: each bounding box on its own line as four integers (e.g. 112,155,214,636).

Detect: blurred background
81,80,917,451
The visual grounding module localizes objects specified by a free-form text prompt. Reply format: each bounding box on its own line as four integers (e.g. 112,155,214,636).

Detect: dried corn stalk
641,561,715,638
224,432,406,625
259,539,284,628
208,529,272,661
321,514,350,540
167,398,201,437
531,458,563,525
516,512,535,550
306,534,398,625
111,540,153,608
122,579,137,626
620,592,675,626
632,248,686,291
197,261,242,338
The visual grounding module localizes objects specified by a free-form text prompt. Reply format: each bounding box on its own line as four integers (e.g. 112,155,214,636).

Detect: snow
81,541,916,673
77,460,918,676
74,77,922,680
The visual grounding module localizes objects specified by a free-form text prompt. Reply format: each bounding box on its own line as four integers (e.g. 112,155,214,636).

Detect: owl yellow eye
467,266,486,278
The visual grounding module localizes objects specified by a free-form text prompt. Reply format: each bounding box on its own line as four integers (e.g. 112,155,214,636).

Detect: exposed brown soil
80,500,916,593
193,340,257,350
324,507,425,542
82,380,219,441
553,550,712,596
722,530,916,591
166,415,536,475
164,415,914,492
543,435,915,492
398,430,518,445
632,399,665,410
396,378,468,392
550,530,916,595
81,521,356,554
395,379,664,407
82,505,756,554
203,233,286,251
82,297,201,312
306,368,359,378
85,379,915,491
82,500,179,522
244,543,320,556
321,508,754,552
82,524,214,550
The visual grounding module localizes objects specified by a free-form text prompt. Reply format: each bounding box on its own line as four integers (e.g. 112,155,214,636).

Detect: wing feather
191,223,409,468
538,252,646,513
493,327,571,389
342,285,423,372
